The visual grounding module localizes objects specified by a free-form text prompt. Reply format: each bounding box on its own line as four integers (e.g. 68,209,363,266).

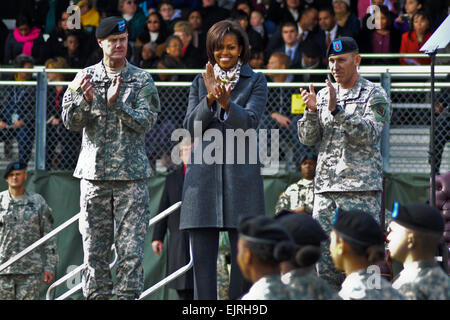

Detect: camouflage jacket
339,268,405,300
241,273,296,300
297,77,389,193
392,260,450,300
0,190,58,275
62,60,160,180
275,178,314,215
281,266,340,300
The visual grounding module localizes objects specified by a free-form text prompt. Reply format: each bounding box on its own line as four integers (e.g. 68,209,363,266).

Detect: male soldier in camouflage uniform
388,202,450,300
298,37,390,290
62,17,160,300
0,162,58,299
275,153,317,215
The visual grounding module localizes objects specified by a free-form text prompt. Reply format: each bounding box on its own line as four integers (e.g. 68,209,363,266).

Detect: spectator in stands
45,57,81,170
77,0,100,35
62,32,86,68
96,0,121,17
136,11,170,57
1,54,36,164
332,0,360,38
358,5,402,65
158,0,183,33
399,10,432,66
199,0,231,33
139,42,158,68
394,0,423,34
188,9,207,52
4,12,45,65
297,40,327,83
265,6,318,59
118,0,147,42
248,48,265,69
361,0,397,34
271,0,304,25
273,21,302,68
249,9,270,50
44,10,95,65
266,51,306,166
358,0,396,20
232,10,264,52
232,0,253,16
163,35,185,66
173,20,205,68
44,0,71,34
312,6,352,65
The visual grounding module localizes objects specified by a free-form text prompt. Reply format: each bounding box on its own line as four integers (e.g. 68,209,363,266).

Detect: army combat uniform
298,76,390,290
339,268,405,300
275,178,314,215
62,59,160,299
281,266,340,300
241,274,297,300
0,191,58,299
393,260,450,300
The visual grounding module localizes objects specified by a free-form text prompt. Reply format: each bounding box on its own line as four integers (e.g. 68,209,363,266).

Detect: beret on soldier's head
332,208,384,246
327,36,359,58
274,211,327,246
96,16,128,39
301,152,317,164
391,202,444,234
238,215,293,245
4,161,27,179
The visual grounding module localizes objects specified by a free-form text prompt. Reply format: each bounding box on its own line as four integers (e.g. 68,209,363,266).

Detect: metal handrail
46,201,184,300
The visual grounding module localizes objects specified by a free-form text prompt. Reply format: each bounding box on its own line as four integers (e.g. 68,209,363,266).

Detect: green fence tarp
0,170,433,300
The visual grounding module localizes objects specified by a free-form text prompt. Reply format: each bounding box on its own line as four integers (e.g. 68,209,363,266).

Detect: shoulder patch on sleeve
369,94,390,122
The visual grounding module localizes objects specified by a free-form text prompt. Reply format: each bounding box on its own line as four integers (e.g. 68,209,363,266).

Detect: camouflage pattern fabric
313,191,382,291
0,273,41,300
217,232,230,300
281,266,340,300
0,190,58,275
339,268,405,300
274,178,314,215
241,274,297,300
297,76,390,194
79,179,150,300
392,260,450,300
62,60,160,181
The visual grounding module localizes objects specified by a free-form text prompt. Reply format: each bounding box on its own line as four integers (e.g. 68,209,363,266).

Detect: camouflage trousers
0,273,41,299
313,191,382,291
79,179,150,300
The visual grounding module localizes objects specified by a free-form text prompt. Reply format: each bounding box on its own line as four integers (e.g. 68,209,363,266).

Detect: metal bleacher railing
0,201,185,300
0,53,449,174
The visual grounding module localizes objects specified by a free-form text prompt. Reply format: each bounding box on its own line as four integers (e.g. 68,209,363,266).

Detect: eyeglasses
147,20,160,24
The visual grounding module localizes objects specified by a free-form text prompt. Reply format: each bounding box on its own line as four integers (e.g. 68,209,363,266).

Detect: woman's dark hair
206,20,250,65
16,12,33,28
346,239,385,265
246,240,295,266
408,9,431,40
290,245,322,268
378,5,392,29
139,11,169,45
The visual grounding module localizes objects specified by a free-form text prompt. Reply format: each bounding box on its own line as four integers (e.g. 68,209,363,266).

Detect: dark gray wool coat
180,63,268,230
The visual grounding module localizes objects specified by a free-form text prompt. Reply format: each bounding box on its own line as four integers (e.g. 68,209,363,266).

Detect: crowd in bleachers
0,0,448,73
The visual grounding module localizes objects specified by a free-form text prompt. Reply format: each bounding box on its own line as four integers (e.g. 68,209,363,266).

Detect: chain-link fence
0,63,449,175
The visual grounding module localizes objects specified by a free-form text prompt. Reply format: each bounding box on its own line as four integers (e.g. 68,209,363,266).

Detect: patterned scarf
213,60,242,91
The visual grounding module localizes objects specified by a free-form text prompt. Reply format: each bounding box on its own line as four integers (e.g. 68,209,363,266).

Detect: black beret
391,202,444,234
274,211,327,246
332,208,384,246
238,215,292,245
301,152,317,164
96,16,128,39
4,161,27,179
302,40,321,58
327,36,359,58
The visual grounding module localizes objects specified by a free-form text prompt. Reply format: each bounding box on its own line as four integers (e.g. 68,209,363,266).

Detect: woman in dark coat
180,20,268,300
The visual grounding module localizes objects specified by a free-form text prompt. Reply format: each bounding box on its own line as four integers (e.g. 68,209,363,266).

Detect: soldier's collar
337,76,364,100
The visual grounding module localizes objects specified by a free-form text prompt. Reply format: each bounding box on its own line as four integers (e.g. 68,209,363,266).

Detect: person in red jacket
399,10,432,65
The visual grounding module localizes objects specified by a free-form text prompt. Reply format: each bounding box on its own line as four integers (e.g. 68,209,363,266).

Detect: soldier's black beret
274,210,327,246
95,16,128,39
391,202,444,234
238,215,292,245
332,208,384,246
327,36,359,58
4,161,27,179
301,152,317,164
